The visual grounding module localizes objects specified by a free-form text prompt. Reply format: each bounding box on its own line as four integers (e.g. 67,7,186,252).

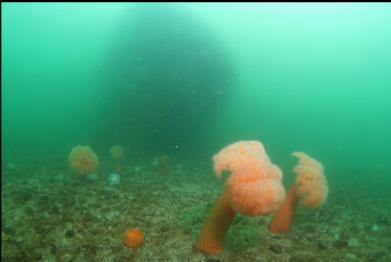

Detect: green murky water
2,3,391,261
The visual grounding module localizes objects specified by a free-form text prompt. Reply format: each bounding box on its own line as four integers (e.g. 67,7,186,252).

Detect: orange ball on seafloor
123,228,144,249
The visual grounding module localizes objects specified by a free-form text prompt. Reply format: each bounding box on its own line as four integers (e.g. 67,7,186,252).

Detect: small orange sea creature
123,228,144,249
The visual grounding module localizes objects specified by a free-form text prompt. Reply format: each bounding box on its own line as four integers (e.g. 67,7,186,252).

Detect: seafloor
2,157,390,262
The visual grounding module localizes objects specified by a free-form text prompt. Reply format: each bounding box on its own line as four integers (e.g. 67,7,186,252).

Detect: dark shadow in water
96,4,236,159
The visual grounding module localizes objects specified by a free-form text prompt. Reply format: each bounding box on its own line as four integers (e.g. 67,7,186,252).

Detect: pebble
269,243,283,254
4,225,16,235
317,241,327,250
160,225,170,232
65,229,75,238
332,239,348,248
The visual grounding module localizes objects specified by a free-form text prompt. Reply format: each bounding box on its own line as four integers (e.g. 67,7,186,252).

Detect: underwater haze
2,3,391,261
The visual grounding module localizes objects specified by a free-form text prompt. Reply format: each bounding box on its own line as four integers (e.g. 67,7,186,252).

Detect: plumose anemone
269,152,328,233
68,146,99,176
197,141,285,254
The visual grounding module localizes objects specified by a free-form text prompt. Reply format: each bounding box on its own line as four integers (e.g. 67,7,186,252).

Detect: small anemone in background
133,166,141,174
68,146,99,176
109,145,124,160
6,163,16,170
108,173,121,186
109,145,124,173
159,155,169,176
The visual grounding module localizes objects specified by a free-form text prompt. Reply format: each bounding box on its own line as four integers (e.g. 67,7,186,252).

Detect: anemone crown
68,146,99,176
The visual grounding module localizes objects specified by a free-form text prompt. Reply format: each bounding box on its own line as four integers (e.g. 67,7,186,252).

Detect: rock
4,225,16,235
269,243,283,254
50,244,58,255
79,243,97,256
289,254,313,262
257,218,267,226
18,190,33,202
348,238,359,248
372,224,380,232
65,229,75,238
56,250,74,262
24,207,35,215
31,252,43,261
206,258,223,262
51,206,60,214
160,225,170,232
339,230,349,240
83,212,94,223
34,226,46,234
317,241,327,250
304,224,316,233
332,239,348,248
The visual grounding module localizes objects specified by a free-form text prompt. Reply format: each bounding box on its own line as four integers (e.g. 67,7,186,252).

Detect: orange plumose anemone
269,152,328,233
110,145,124,160
68,146,99,176
109,145,124,173
293,152,328,208
197,141,285,254
123,228,144,249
